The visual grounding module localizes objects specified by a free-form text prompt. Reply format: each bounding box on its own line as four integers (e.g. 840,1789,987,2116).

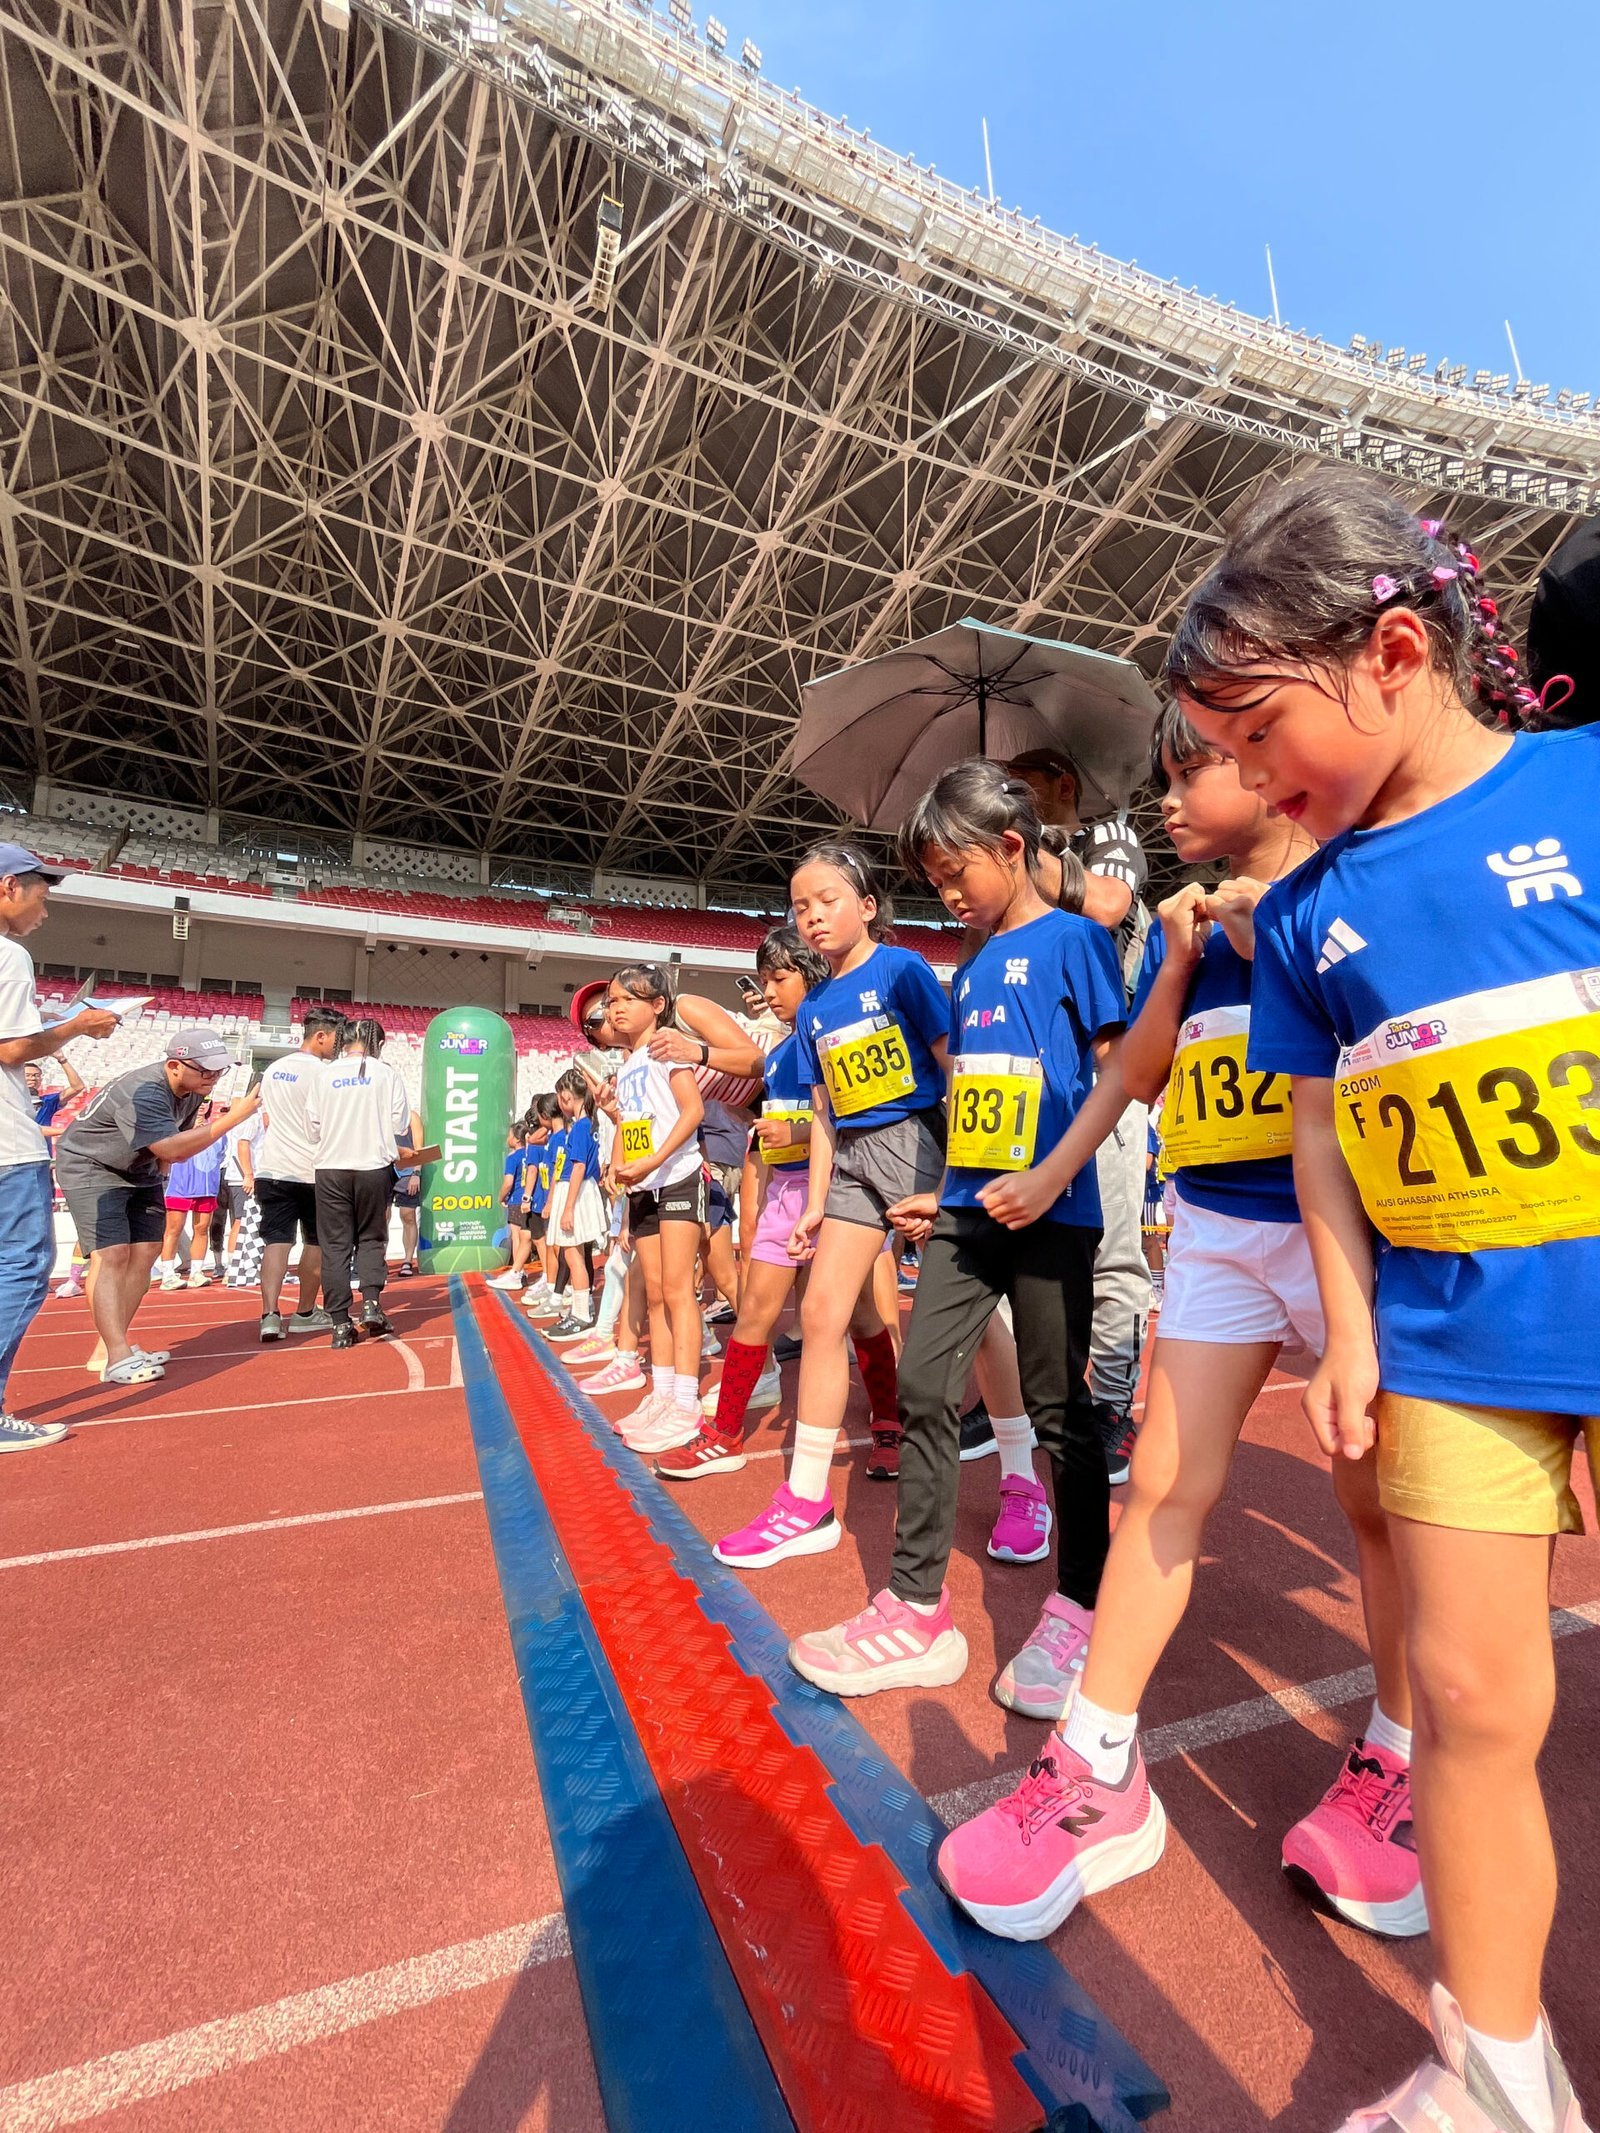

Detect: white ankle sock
651,1365,672,1400
673,1371,699,1413
990,1412,1034,1481
1062,1689,1138,1785
788,1421,838,1501
1464,2020,1553,2133
1365,1702,1413,1766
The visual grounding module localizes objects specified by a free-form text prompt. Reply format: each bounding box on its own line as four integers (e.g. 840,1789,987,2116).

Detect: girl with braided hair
941,467,1599,2133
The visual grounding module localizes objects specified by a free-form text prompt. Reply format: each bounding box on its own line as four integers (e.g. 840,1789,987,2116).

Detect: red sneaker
865,1422,902,1480
936,1737,1166,1941
655,1428,747,1481
1282,1739,1428,1938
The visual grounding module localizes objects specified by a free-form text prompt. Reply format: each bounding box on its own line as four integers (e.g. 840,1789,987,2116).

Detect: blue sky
715,0,1599,396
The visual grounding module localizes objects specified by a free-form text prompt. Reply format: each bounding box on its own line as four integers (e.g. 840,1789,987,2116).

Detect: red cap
570,979,609,1039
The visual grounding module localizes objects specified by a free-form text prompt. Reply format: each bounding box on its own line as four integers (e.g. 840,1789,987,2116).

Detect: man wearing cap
0,844,120,1449
1006,749,1154,1481
55,1029,260,1387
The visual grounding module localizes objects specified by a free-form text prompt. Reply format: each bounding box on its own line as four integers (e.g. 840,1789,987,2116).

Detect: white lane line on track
926,1597,1600,1831
0,1493,485,1573
0,1913,571,2131
391,1339,426,1393
11,1335,455,1377
57,1385,458,1432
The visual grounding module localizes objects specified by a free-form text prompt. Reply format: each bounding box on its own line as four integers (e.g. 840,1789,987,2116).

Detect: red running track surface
1,1280,1596,2131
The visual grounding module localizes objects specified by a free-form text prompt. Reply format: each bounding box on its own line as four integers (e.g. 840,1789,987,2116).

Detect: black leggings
891,1207,1106,1609
314,1168,392,1323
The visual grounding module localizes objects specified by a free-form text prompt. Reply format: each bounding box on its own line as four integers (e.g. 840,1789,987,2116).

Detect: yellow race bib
619,1117,656,1164
1334,969,1600,1251
946,1054,1043,1172
759,1101,812,1166
820,1015,916,1119
1160,1005,1293,1174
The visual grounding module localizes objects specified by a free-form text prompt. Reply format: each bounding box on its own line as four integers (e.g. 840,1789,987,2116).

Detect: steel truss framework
1,0,1595,893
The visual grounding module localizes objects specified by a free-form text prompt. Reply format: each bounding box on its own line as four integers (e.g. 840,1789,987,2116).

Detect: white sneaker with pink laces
991,1593,1093,1720
788,1588,968,1697
1337,1982,1592,2132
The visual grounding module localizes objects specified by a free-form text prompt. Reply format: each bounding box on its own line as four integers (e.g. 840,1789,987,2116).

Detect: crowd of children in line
498,469,1597,2133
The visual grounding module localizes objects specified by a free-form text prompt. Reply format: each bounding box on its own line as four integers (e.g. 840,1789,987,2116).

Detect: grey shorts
56,1157,166,1255
825,1107,946,1232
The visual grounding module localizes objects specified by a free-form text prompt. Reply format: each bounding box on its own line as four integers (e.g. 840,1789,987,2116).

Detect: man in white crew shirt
255,1005,343,1342
306,1016,411,1350
0,844,118,1450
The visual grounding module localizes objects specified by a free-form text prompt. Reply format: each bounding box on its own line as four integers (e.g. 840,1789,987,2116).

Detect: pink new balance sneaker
992,1593,1092,1720
987,1473,1052,1564
713,1484,840,1569
788,1588,968,1697
1336,1982,1592,2132
936,1737,1166,1941
1282,1739,1428,1938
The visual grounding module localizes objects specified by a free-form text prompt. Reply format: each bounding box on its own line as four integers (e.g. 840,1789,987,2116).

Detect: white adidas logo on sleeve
1316,918,1368,973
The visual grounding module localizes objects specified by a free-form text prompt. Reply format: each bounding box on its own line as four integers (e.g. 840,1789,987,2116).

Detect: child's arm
977,1033,1129,1229
1290,1077,1379,1462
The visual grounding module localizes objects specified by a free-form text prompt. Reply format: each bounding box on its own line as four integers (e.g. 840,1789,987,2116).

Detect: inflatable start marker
420,1005,515,1272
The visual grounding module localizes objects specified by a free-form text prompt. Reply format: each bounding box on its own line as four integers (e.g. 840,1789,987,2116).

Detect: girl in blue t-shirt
545,1068,609,1338
784,762,1127,1700
715,845,949,1570
936,707,1420,1963
1170,474,1591,2133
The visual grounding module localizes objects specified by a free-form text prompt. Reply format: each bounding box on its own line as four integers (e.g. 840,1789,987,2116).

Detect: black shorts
55,1158,166,1255
628,1169,709,1240
526,1212,547,1242
507,1203,531,1231
255,1176,320,1248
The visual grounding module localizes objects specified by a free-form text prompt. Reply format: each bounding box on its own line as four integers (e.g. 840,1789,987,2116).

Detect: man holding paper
0,843,119,1450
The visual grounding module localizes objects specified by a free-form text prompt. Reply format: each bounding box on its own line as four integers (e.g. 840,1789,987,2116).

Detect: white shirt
256,1053,330,1183
615,1046,703,1191
222,1113,263,1185
305,1053,410,1172
0,934,47,1168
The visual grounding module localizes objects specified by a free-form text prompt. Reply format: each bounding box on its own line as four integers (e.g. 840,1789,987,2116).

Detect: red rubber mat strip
472,1286,1045,2133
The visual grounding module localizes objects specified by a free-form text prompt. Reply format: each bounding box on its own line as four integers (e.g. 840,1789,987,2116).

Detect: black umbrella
795,618,1161,831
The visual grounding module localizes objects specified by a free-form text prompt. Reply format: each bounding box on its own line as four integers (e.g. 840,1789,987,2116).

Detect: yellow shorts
1376,1392,1600,1536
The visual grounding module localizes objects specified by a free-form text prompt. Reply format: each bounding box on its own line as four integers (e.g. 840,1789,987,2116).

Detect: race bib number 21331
1334,970,1600,1252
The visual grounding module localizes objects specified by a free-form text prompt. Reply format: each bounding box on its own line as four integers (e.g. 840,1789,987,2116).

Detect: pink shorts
165,1196,218,1216
750,1166,809,1266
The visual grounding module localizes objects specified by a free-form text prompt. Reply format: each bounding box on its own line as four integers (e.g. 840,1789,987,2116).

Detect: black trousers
313,1168,392,1323
891,1207,1106,1609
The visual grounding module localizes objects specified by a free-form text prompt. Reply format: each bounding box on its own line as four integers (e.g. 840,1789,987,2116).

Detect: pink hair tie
1371,574,1400,602
1431,565,1459,585
1418,518,1444,537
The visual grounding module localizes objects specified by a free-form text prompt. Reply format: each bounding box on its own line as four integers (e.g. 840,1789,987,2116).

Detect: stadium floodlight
421,0,451,15
468,10,500,42
1490,373,1510,393
704,15,727,51
320,0,350,28
1573,394,1592,413
740,37,761,69
1406,353,1428,373
1447,365,1467,385
668,0,691,26
587,194,624,308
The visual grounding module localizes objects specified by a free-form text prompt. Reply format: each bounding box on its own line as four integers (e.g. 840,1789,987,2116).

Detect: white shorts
1157,1197,1324,1353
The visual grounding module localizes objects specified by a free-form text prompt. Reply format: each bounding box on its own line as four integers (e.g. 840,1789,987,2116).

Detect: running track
1,1278,1596,2131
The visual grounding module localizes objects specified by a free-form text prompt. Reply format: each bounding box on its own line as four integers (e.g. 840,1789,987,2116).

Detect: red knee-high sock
710,1339,770,1443
852,1328,900,1427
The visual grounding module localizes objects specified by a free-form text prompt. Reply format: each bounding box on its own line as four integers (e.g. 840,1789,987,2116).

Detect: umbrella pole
976,673,987,758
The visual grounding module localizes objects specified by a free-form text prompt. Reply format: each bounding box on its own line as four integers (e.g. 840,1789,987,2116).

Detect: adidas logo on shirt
1316,918,1368,973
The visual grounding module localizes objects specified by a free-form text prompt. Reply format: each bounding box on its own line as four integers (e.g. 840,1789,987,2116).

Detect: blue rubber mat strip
450,1280,795,2133
496,1296,1169,2133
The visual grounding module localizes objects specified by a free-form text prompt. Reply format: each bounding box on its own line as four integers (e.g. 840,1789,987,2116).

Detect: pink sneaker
616,1389,671,1441
1282,1740,1428,1938
937,1737,1166,1941
789,1587,968,1697
627,1405,703,1456
713,1483,840,1569
992,1593,1092,1720
987,1473,1052,1564
1336,1981,1592,2131
560,1332,616,1370
582,1353,647,1397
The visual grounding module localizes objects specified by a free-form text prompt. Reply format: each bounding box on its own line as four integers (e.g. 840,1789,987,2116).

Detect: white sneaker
700,1366,781,1418
188,1267,211,1288
617,1391,672,1445
628,1406,704,1456
160,1273,185,1293
56,1275,85,1299
487,1270,523,1291
700,1322,721,1358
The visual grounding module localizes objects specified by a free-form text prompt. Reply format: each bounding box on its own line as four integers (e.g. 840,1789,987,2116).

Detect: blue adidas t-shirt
943,909,1126,1227
544,1125,568,1196
526,1138,550,1214
794,942,948,1132
1133,925,1300,1226
503,1146,528,1202
760,1031,813,1172
1249,726,1600,1411
563,1115,598,1180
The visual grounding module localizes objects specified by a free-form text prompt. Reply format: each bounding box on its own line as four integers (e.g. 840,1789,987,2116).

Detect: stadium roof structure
3,0,1598,896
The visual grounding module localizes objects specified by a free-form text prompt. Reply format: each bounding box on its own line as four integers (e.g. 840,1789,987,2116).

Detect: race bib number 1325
1335,970,1600,1252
